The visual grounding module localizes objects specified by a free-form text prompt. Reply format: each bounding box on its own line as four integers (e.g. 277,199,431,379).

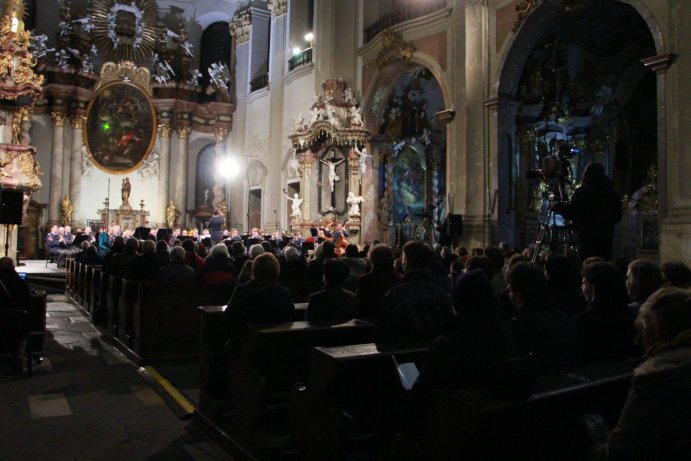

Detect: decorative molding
513,0,540,33
51,112,66,127
229,8,252,45
641,54,677,74
214,126,228,141
376,30,415,69
96,61,153,95
176,126,191,139
91,0,159,63
158,123,171,138
267,0,287,17
70,115,86,129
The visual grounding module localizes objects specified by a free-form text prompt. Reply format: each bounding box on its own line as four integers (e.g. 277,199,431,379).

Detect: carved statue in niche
320,152,345,192
283,189,303,222
166,200,180,228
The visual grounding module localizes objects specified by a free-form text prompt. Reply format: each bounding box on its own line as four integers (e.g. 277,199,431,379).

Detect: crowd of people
37,214,691,458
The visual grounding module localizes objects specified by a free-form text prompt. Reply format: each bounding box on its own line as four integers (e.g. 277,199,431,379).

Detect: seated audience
504,262,580,371
661,261,691,289
375,240,455,343
230,241,249,272
626,259,663,317
182,239,205,272
341,244,370,283
577,262,636,363
196,244,237,285
306,259,356,322
156,247,195,282
78,245,104,266
484,246,507,298
356,244,401,318
223,253,295,345
544,255,586,318
107,237,140,277
155,240,170,264
307,240,337,281
129,239,166,281
236,259,253,285
279,245,307,282
593,287,691,460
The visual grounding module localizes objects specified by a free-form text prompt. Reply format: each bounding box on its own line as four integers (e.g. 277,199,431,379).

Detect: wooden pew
89,266,102,316
420,361,633,461
73,262,83,305
120,282,235,364
82,265,102,314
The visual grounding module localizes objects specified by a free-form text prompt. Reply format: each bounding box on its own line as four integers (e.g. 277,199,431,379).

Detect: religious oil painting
84,81,157,174
392,145,426,224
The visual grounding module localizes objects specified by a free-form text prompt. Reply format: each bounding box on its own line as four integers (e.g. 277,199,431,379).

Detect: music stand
134,226,152,240
156,228,170,242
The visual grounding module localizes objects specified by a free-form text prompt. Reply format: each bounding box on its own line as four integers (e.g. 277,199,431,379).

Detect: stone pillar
49,112,66,225
347,148,362,244
173,126,191,226
69,115,85,225
213,127,228,216
156,124,171,227
298,152,315,222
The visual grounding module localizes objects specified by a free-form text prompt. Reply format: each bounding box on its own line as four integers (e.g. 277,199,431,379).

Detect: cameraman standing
552,162,622,261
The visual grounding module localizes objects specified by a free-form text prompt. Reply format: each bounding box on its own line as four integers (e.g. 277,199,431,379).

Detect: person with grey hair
157,246,195,282
79,244,104,266
197,244,237,285
249,243,265,259
279,245,307,282
126,239,163,281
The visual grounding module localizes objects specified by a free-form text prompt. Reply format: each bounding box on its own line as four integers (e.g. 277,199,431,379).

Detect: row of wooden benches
64,258,633,460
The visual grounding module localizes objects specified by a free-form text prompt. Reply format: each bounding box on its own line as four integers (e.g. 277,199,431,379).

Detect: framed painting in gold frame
84,80,157,174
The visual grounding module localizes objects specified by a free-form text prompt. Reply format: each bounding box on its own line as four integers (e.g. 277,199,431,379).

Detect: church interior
2,0,691,460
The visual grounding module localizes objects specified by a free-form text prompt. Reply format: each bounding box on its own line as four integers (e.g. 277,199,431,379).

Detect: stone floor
0,295,234,461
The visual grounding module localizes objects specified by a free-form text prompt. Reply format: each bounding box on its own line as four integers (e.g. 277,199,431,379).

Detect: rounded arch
362,52,450,134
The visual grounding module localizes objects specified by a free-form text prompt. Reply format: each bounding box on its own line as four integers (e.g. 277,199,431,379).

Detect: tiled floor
0,295,234,461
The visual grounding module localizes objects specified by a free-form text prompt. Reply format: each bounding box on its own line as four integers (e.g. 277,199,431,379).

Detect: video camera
526,141,579,201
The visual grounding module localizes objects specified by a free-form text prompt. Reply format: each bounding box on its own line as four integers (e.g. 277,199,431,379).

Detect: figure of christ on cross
320,152,346,193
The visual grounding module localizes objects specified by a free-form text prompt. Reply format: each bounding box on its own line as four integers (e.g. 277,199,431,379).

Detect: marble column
347,148,362,244
173,126,191,227
212,127,228,216
49,112,66,225
69,115,85,225
298,152,315,223
156,124,171,227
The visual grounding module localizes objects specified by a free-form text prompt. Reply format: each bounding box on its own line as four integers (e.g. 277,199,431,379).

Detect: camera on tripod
525,141,578,202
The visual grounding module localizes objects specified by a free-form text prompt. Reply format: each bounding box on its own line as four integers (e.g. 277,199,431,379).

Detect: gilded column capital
229,8,252,45
176,126,191,140
51,112,66,127
158,124,171,139
298,152,315,169
214,126,228,142
70,115,86,130
267,0,287,17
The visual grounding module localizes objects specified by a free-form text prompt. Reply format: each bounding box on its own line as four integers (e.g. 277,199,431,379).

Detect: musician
46,225,60,255
227,228,242,242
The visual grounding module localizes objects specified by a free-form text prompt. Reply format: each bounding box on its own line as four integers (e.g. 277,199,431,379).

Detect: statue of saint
166,200,180,228
283,189,304,222
121,177,131,204
61,195,74,225
347,191,364,217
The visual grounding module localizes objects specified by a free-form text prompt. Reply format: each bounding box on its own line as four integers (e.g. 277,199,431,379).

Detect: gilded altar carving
177,126,191,140
95,61,153,95
230,8,252,45
377,30,415,69
267,0,288,17
0,145,41,191
513,0,540,32
51,112,66,128
158,124,171,139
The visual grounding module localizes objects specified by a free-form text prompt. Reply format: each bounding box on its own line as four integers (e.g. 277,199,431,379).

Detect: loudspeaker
0,189,23,225
447,214,463,237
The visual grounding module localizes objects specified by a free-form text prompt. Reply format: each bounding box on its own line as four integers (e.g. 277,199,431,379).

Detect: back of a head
368,244,394,270
125,238,140,253
583,261,629,306
170,246,186,263
142,239,156,254
507,262,548,303
252,252,280,284
545,255,579,286
440,246,452,258
465,255,495,281
113,236,125,249
484,246,504,271
507,253,530,269
661,262,691,289
639,287,691,350
210,243,229,259
86,245,97,255
402,240,432,271
345,244,359,258
249,243,265,258
453,268,494,320
582,162,606,183
321,240,336,258
182,239,196,253
81,241,90,250
628,259,664,299
283,245,299,260
231,241,245,256
323,259,349,285
156,240,169,253
260,241,273,253
0,256,14,270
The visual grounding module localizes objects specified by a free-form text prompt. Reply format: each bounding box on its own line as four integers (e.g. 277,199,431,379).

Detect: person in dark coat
626,259,663,317
552,162,622,261
306,240,338,281
279,245,307,282
196,244,237,285
78,245,104,266
504,262,580,371
305,259,356,323
0,257,31,373
223,253,295,345
544,255,586,318
129,240,166,281
578,262,636,363
208,208,225,244
593,287,691,460
156,247,195,283
375,241,455,344
356,244,401,319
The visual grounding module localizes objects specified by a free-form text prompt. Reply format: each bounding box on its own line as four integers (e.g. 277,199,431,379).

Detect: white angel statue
347,192,364,217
